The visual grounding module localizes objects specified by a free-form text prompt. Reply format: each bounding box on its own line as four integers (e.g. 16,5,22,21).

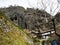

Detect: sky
0,0,60,16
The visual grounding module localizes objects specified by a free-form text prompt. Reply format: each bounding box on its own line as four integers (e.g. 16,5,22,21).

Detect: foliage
46,37,53,44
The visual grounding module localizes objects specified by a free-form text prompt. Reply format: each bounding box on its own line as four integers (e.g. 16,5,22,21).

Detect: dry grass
0,14,33,45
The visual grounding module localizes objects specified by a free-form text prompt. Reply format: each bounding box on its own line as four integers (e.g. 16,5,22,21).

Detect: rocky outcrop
1,6,60,44
0,6,55,38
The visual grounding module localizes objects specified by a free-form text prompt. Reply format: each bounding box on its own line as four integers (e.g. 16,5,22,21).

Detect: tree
41,0,60,16
27,0,60,16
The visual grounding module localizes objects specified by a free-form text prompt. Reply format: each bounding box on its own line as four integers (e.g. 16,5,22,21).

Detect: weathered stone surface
0,6,56,38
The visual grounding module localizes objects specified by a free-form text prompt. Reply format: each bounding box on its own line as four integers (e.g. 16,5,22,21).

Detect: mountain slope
0,11,33,45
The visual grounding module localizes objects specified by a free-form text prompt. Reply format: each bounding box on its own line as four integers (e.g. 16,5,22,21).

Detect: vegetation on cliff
0,11,33,45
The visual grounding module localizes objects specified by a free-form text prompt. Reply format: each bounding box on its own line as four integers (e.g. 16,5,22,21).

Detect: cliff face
0,6,54,38
1,6,53,38
0,6,60,44
0,11,33,45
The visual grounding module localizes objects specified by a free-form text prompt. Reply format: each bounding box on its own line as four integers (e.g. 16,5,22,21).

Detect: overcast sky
0,0,60,16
